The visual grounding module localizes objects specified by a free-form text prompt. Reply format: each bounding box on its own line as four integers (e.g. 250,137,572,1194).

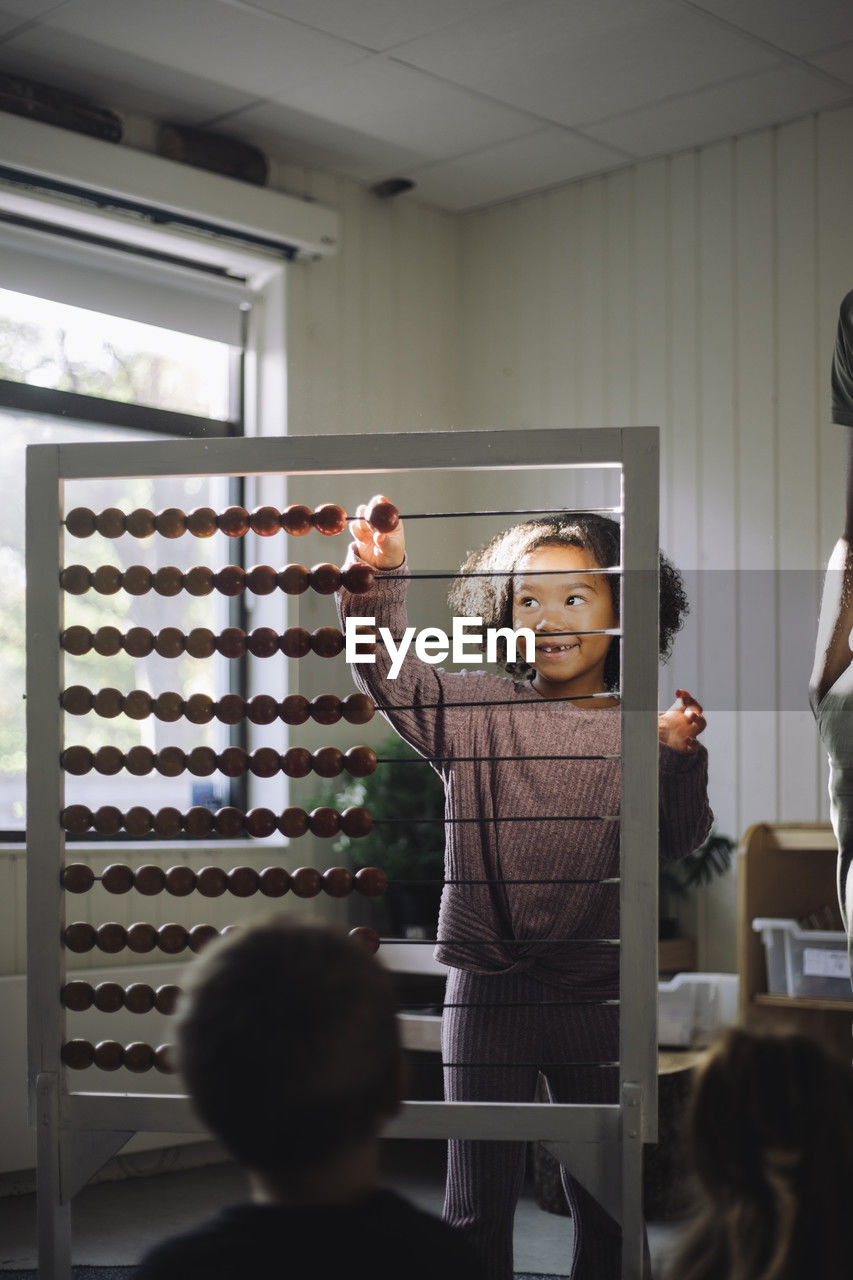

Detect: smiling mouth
536,641,579,655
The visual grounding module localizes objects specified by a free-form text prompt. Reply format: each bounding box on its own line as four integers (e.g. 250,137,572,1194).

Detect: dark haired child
135,920,486,1280
337,500,713,1280
667,1026,853,1280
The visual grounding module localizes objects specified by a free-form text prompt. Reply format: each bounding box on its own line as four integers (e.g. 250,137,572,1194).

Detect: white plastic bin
657,972,739,1047
752,918,853,1001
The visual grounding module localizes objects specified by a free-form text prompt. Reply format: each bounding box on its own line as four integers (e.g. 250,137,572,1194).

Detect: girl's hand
658,688,706,754
349,493,406,570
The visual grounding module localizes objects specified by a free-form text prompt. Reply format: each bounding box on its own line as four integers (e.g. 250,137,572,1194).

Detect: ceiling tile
808,39,853,86
583,63,850,157
238,0,510,52
393,0,779,126
39,0,367,100
406,127,629,212
683,1,853,57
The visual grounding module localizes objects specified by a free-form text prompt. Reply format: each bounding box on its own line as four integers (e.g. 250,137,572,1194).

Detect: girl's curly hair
446,513,688,690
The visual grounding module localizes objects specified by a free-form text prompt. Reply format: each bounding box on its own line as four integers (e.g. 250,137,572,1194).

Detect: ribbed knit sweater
337,560,713,994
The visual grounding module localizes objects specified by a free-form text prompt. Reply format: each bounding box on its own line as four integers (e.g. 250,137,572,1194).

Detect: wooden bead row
60,689,375,726
62,979,180,1013
59,624,346,660
59,561,374,598
64,501,398,540
61,1038,175,1073
63,917,380,957
61,862,388,898
61,743,377,780
59,804,373,839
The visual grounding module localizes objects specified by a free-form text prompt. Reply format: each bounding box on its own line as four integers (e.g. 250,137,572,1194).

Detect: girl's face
511,543,617,703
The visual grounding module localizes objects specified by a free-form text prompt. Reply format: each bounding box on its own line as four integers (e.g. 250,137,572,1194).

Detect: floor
0,1141,685,1276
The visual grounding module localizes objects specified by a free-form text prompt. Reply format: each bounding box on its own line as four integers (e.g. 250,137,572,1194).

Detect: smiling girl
337,501,712,1280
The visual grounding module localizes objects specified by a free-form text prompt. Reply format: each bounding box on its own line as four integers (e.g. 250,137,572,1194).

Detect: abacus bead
125,746,155,776
308,807,340,838
154,1044,176,1074
344,745,378,777
187,746,217,777
92,687,124,718
277,563,310,594
61,805,92,834
218,506,250,537
95,507,126,538
154,691,184,721
134,865,166,895
124,690,153,720
61,685,94,715
65,507,96,538
311,627,344,658
93,982,124,1012
61,626,92,655
349,926,380,955
184,806,215,838
367,500,399,533
310,693,342,725
309,562,342,594
280,694,309,725
124,806,153,837
341,563,375,595
354,866,388,897
322,866,353,897
228,866,259,896
122,564,153,595
154,508,186,538
62,1040,95,1070
155,746,186,777
259,866,291,897
61,863,94,892
197,865,229,895
282,747,312,778
188,924,219,953
247,627,280,658
61,746,93,776
93,1041,124,1071
249,747,280,778
92,627,123,657
94,745,124,776
280,628,311,658
154,627,186,658
247,694,278,725
281,504,312,535
216,627,247,659
184,565,215,596
154,985,181,1014
186,627,216,658
312,747,344,778
92,806,123,836
313,503,348,536
165,866,196,896
214,565,245,596
126,923,157,953
157,924,189,955
153,566,184,597
340,806,374,838
61,981,94,1011
278,807,309,838
125,508,156,538
216,693,246,724
60,564,92,594
186,506,218,538
92,565,123,594
291,866,322,898
124,1042,156,1073
153,808,183,839
124,626,154,658
244,808,276,839
124,984,156,1013
101,863,135,893
249,506,281,536
218,746,248,777
64,922,96,952
96,923,127,953
246,564,277,594
213,808,244,839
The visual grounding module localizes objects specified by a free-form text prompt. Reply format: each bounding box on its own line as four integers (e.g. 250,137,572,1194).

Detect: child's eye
517,596,538,608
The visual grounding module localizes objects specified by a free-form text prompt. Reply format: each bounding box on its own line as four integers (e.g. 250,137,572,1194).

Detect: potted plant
658,828,735,939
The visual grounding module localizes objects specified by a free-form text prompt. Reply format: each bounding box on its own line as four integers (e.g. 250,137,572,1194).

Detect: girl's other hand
658,688,707,754
349,493,406,570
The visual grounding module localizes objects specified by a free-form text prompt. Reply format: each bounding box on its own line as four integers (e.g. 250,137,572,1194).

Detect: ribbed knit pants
442,967,622,1280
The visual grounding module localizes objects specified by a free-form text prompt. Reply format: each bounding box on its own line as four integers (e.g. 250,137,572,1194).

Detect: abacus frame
27,426,660,1280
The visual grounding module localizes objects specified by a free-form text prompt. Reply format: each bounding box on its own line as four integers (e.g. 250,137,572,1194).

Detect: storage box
657,972,739,1048
752,918,853,1001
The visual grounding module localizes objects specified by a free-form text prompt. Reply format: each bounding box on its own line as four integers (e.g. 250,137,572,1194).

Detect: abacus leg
36,1072,71,1280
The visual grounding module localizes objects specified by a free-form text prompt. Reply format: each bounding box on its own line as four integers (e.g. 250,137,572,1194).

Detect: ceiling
1,0,853,213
